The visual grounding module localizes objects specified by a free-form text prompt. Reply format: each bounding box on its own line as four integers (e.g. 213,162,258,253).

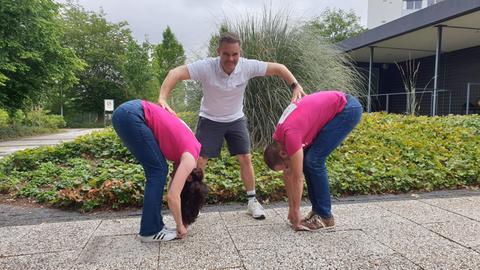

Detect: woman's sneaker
300,213,335,231
139,227,177,242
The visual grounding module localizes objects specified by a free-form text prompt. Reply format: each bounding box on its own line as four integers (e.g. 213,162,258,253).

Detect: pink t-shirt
141,100,201,163
272,91,347,156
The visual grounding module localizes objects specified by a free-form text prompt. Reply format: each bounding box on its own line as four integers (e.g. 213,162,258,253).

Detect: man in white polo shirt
158,32,305,219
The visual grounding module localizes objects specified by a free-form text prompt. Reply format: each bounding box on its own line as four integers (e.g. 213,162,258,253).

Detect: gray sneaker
247,199,266,220
300,213,335,231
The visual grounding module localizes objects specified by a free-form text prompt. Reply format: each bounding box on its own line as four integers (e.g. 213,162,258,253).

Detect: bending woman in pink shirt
264,91,362,231
112,99,208,242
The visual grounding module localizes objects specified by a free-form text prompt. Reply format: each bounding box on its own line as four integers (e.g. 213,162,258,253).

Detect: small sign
104,99,114,111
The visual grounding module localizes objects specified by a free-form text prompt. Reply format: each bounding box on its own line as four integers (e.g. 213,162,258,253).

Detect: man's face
217,42,241,75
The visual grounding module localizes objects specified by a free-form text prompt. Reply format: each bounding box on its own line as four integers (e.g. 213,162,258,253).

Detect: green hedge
0,108,66,140
0,113,478,211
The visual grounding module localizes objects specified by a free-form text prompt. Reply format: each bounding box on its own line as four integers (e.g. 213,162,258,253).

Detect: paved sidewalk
0,190,479,269
0,129,103,159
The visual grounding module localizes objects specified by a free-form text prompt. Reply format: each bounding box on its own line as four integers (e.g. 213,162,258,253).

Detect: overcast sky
56,0,368,58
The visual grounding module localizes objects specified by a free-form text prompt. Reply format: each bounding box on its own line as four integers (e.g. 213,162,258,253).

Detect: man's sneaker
139,227,177,242
300,213,335,231
247,199,266,220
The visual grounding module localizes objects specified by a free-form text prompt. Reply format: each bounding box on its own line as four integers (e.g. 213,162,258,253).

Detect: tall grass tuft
202,7,365,148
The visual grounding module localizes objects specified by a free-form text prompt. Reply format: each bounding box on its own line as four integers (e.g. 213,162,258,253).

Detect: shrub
11,110,26,126
25,108,66,128
0,114,478,211
0,108,66,140
0,109,9,128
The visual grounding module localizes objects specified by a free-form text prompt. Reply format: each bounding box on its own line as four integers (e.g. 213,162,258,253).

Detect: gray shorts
195,116,251,158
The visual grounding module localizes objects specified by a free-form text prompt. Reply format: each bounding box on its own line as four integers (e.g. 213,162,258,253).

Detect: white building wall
368,0,444,29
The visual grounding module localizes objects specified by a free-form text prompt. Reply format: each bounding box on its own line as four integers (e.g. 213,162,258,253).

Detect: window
405,0,422,10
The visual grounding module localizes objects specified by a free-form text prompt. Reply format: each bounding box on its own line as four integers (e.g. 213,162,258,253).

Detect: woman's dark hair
181,168,209,225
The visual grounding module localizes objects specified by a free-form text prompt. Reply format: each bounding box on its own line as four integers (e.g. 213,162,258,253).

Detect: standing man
158,32,305,220
263,91,363,230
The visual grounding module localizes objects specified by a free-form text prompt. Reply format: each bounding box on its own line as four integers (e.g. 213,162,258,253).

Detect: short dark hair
181,168,209,225
263,142,284,170
218,32,241,47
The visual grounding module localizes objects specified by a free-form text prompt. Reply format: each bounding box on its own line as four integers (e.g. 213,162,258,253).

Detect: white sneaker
247,199,266,220
139,227,177,242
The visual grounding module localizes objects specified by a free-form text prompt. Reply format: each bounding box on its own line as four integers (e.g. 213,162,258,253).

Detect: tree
0,0,84,111
153,26,187,111
304,8,366,43
123,39,156,100
61,2,132,118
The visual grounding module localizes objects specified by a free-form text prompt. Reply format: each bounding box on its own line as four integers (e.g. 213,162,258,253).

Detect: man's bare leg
237,153,265,219
197,156,209,172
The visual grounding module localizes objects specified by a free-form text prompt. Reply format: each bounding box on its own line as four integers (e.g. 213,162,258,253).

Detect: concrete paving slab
153,211,241,269
423,219,480,248
0,220,100,256
0,191,478,269
0,250,79,270
365,215,480,269
75,235,158,270
421,197,480,221
373,199,463,224
219,208,284,228
325,253,421,270
291,230,396,260
239,247,333,270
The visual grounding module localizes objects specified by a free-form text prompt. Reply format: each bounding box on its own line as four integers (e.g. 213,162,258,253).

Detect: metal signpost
104,99,114,127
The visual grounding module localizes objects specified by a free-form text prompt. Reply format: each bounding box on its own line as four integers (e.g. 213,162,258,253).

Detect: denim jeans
303,94,363,218
111,100,169,236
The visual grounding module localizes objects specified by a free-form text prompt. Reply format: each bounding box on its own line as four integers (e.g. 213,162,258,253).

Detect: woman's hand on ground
176,224,188,239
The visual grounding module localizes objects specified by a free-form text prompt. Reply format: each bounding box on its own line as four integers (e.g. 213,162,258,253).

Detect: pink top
272,91,347,156
141,100,201,163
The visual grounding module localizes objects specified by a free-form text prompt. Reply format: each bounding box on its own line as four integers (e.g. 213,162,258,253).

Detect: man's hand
291,84,306,102
158,98,176,115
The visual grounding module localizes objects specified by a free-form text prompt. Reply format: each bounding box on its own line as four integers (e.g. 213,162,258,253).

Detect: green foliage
304,8,366,43
0,0,84,111
25,108,66,128
0,109,9,128
123,39,156,100
11,110,26,126
1,114,478,212
153,26,187,111
0,108,66,140
153,26,186,84
209,8,364,147
61,2,135,116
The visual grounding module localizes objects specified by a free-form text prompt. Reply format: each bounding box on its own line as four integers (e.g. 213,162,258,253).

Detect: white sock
247,190,256,202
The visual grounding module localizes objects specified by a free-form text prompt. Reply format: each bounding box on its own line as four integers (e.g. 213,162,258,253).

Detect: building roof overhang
339,0,480,63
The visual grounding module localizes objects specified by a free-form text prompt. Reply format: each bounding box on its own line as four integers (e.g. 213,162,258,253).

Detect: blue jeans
111,100,169,236
303,94,363,218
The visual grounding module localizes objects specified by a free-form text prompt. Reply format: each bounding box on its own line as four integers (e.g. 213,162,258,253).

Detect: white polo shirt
187,57,268,123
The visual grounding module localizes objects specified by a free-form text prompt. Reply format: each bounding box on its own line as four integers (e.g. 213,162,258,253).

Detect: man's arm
283,148,305,229
265,63,306,102
158,65,191,114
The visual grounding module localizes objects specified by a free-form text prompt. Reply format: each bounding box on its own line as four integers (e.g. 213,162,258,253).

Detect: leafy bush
11,110,25,126
0,109,9,128
25,108,66,128
0,108,66,140
0,114,478,212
